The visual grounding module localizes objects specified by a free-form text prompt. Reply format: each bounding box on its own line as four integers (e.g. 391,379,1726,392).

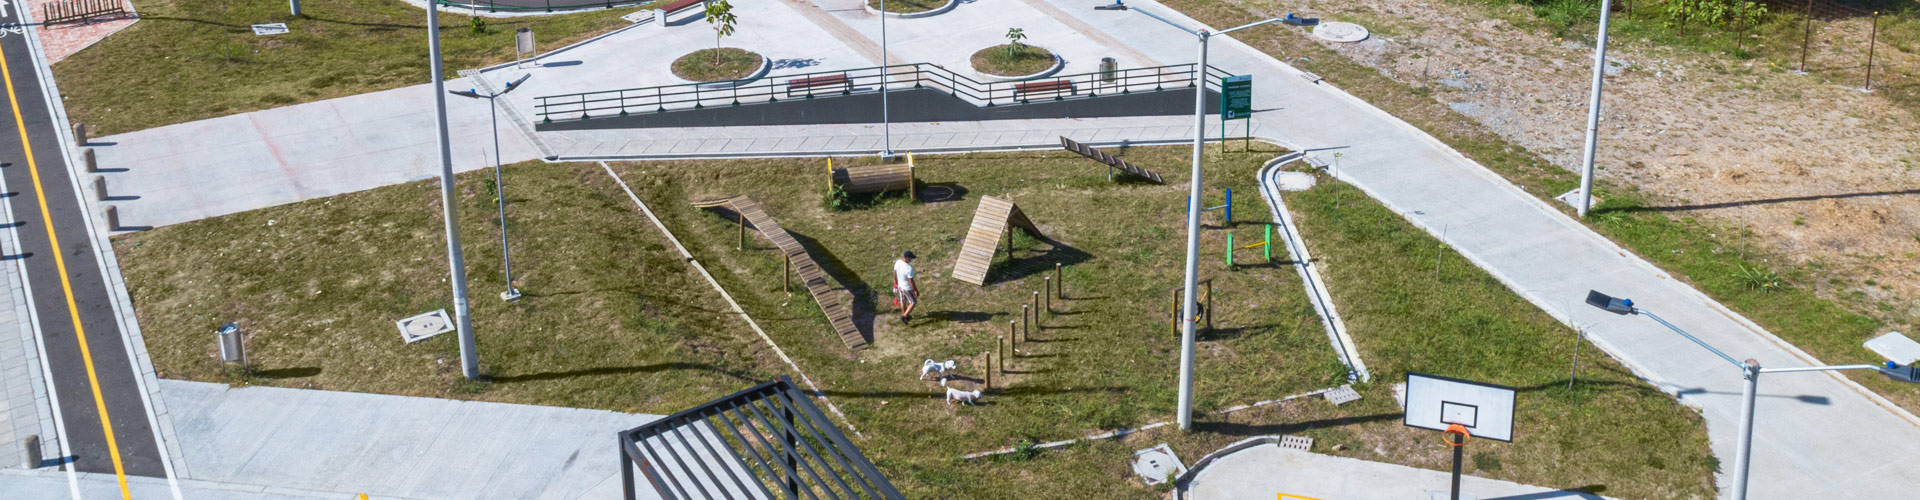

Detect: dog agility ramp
951,195,1044,286
692,196,865,350
1061,136,1166,184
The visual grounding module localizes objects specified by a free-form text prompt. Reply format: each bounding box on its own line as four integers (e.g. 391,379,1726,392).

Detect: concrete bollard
71,123,86,147
83,148,96,173
103,205,119,231
652,9,668,29
92,176,106,201
21,434,40,469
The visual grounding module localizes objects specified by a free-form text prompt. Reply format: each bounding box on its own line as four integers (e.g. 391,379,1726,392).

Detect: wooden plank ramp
693,197,866,351
1060,136,1166,184
951,195,1044,286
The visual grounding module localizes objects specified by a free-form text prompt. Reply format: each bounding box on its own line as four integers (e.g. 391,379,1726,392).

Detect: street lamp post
1103,1,1285,430
1585,290,1919,500
426,1,481,379
451,73,532,302
880,0,892,158
1574,0,1615,218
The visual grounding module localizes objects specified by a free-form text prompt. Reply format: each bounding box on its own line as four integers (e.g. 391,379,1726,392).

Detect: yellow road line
0,40,132,499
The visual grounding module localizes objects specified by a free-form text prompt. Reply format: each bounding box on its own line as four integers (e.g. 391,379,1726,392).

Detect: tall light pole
427,1,480,379
879,0,892,158
1574,0,1615,217
1103,1,1285,430
451,73,532,302
1585,290,1920,500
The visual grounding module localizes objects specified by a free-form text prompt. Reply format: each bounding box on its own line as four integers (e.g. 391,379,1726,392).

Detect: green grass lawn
114,163,783,411
1172,0,1919,415
55,0,635,135
672,48,763,82
118,146,1711,498
610,146,1712,498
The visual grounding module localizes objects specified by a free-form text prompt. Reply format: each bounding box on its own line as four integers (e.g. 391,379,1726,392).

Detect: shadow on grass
1596,188,1919,213
255,367,321,379
1192,412,1401,437
492,362,756,384
917,182,970,204
1482,485,1608,500
987,239,1092,285
788,229,877,343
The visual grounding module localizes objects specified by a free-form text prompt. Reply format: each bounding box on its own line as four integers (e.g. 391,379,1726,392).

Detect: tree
705,0,738,65
1005,28,1026,57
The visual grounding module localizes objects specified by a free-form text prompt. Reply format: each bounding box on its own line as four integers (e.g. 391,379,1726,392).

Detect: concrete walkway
78,0,1920,496
0,380,669,499
1183,445,1608,500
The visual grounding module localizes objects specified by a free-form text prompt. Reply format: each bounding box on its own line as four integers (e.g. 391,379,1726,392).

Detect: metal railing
534,62,1233,123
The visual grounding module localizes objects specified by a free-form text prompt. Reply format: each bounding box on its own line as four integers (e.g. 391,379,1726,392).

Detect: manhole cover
1313,22,1370,43
1129,443,1187,485
396,310,455,344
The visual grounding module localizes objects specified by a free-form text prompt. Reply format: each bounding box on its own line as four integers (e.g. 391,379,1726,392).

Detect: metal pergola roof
618,377,904,500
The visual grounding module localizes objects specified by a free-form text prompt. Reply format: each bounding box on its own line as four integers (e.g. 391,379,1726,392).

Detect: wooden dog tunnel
827,156,916,201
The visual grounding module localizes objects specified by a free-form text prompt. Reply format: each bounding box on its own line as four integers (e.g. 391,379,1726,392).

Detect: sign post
1218,75,1253,150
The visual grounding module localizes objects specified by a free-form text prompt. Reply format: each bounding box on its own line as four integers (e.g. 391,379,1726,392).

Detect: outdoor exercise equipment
1190,187,1232,224
1225,225,1272,266
951,195,1047,286
1168,279,1213,335
1060,136,1167,184
827,155,917,200
692,196,866,350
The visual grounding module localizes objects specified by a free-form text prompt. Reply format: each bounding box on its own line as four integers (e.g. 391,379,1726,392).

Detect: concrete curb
860,0,958,19
1256,153,1369,383
685,52,773,90
974,49,1064,82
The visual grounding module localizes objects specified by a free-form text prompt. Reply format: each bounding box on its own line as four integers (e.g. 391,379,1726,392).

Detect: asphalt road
0,4,167,485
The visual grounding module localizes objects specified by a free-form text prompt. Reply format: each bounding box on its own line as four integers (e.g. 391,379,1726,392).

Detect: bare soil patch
1275,0,1919,328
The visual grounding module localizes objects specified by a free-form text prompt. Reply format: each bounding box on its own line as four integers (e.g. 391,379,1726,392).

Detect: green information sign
1219,75,1252,119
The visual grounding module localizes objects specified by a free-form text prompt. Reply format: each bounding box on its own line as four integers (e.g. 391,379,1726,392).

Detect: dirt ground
1276,0,1920,325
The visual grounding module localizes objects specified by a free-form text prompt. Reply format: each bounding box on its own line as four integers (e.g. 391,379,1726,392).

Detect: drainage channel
1257,153,1370,383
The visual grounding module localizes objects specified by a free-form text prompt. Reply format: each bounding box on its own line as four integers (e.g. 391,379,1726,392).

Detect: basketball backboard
1403,372,1517,442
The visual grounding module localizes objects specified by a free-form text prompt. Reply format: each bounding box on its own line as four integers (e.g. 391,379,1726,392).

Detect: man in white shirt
893,251,918,323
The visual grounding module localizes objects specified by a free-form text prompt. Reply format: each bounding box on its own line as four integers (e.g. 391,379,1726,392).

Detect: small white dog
919,359,957,380
945,386,982,405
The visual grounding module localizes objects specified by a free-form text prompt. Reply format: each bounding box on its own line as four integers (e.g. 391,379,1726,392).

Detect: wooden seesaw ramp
951,195,1045,286
691,196,866,350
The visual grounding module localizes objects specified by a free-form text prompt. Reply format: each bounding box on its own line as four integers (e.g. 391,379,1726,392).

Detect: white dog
919,359,956,380
945,386,982,406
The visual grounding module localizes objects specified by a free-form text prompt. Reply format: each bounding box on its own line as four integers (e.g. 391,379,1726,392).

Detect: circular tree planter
969,44,1063,82
671,48,772,89
862,0,957,18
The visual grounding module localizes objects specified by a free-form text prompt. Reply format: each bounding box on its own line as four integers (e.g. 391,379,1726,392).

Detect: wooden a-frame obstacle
951,195,1046,286
690,196,867,351
1060,136,1165,184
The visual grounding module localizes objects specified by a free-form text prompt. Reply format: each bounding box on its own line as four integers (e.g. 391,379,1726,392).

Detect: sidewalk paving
158,380,661,499
75,0,1920,496
1183,445,1608,500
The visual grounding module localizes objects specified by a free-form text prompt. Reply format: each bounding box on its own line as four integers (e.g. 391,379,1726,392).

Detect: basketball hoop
1440,423,1471,447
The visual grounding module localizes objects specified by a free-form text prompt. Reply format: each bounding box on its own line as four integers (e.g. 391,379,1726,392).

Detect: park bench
660,0,705,15
1012,80,1075,101
787,74,853,97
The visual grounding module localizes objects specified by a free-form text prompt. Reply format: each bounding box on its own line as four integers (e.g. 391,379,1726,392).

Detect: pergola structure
618,377,904,500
